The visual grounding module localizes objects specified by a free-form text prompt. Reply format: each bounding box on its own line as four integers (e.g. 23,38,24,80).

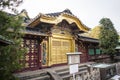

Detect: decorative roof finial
63,9,72,14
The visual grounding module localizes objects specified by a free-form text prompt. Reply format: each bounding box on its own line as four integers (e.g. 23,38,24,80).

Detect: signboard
69,64,79,74
66,52,82,80
68,55,80,64
66,52,82,64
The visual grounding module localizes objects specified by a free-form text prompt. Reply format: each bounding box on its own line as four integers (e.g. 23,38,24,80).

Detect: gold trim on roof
28,12,89,32
29,18,40,27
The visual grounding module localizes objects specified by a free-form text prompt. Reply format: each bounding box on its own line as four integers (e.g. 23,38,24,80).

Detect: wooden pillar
48,36,52,66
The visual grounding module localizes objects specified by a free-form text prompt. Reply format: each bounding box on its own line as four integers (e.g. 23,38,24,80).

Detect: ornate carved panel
21,38,39,69
41,40,48,66
51,25,72,36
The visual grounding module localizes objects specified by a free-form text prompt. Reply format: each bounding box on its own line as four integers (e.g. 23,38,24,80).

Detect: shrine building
20,9,90,71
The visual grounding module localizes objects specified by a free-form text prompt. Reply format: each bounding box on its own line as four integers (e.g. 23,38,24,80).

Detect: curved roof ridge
28,13,42,25
27,9,90,32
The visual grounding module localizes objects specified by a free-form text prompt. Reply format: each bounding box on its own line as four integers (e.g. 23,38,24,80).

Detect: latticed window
20,39,39,69
96,49,101,54
88,48,101,55
88,49,94,55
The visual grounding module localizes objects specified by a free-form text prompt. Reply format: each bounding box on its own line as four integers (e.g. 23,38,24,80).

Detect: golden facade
23,9,89,69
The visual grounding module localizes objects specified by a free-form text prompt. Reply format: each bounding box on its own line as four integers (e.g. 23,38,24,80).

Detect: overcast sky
17,0,120,32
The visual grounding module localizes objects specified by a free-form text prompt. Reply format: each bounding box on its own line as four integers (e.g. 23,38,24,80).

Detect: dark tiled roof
78,35,99,43
28,9,90,31
28,9,77,26
46,9,73,17
25,27,48,36
7,13,16,16
3,11,30,25
46,12,61,17
63,9,73,14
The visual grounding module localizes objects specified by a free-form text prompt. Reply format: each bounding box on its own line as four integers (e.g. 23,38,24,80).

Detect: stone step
61,70,88,79
56,66,88,76
55,65,87,73
15,71,50,80
26,75,50,80
57,70,69,76
55,67,88,80
47,71,63,80
14,62,95,80
21,73,48,80
55,68,69,73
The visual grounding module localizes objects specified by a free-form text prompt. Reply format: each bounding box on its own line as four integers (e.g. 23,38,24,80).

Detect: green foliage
99,18,119,55
0,11,26,80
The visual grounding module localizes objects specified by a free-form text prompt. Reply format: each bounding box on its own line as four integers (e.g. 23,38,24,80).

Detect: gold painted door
51,38,72,65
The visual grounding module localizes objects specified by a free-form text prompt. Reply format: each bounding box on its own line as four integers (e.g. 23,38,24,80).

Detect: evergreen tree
99,18,119,62
0,4,26,80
